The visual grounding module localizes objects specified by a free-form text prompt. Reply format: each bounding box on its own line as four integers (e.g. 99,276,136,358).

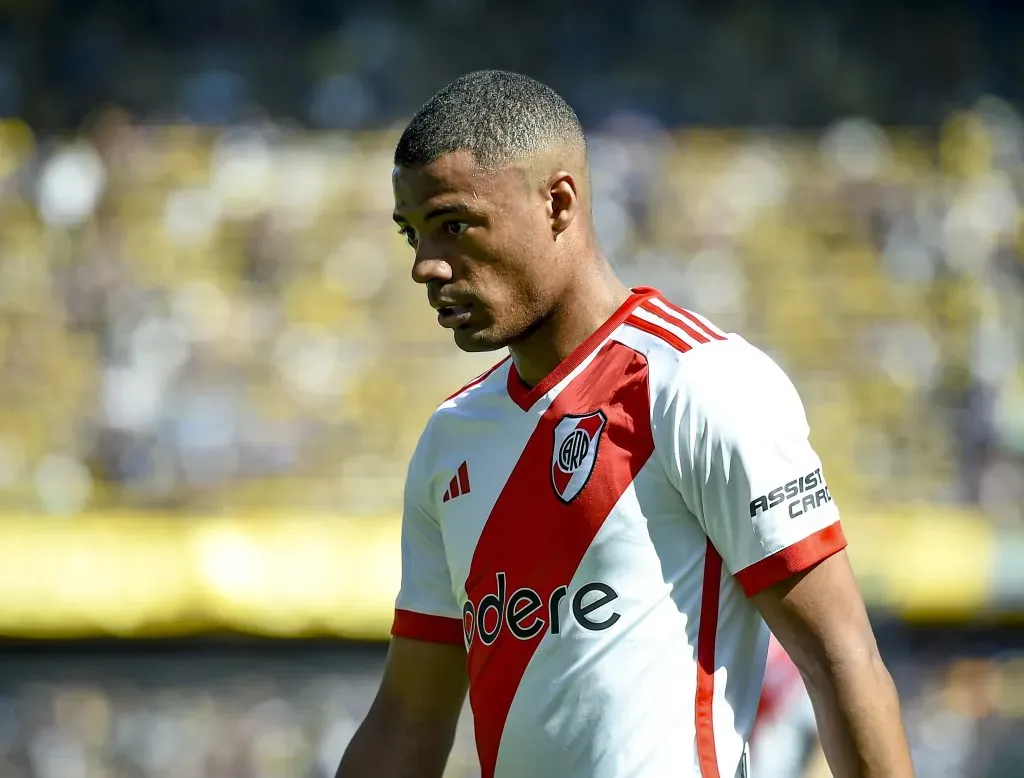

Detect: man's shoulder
614,299,777,392
615,296,743,379
618,309,803,432
406,356,512,490
430,354,512,421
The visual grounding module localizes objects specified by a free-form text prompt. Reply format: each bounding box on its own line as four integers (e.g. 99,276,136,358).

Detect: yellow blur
0,507,995,639
0,514,402,639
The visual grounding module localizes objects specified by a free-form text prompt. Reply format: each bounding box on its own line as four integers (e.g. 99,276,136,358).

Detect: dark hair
394,70,586,169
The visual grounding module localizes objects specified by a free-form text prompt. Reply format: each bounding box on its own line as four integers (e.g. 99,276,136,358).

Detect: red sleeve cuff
391,608,465,646
734,522,847,597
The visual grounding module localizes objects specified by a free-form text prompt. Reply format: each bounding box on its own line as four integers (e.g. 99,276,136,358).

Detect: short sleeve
391,432,464,646
664,340,847,597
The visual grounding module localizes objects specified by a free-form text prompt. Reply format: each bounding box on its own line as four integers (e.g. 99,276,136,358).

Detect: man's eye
398,227,416,247
443,221,469,237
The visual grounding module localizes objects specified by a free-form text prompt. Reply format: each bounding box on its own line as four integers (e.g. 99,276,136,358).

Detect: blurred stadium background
0,0,1022,775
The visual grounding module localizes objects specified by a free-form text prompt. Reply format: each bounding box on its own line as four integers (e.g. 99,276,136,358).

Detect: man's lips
436,304,473,328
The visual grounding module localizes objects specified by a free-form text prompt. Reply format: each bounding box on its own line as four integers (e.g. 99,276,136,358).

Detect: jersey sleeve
391,429,465,646
662,340,847,597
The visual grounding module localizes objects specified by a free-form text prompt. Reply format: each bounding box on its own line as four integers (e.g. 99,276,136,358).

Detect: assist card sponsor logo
748,467,833,520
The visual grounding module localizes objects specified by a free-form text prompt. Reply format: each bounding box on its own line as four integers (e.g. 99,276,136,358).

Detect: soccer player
336,70,914,778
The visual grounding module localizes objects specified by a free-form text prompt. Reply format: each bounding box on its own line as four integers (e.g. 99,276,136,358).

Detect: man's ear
548,172,579,236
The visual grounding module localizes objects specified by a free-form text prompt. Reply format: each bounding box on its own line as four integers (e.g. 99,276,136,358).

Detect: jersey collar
506,287,659,412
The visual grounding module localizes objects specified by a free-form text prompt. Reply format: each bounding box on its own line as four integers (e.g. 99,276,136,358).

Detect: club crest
551,410,607,504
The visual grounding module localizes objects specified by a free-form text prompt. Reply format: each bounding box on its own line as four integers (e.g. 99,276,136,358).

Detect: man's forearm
803,649,915,777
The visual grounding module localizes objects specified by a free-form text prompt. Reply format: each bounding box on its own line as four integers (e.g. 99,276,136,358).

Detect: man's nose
411,249,454,285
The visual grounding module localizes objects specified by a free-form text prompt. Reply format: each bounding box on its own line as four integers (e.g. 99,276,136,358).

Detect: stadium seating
0,111,1020,523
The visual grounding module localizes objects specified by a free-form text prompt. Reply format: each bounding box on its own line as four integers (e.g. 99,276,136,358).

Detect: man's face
392,150,563,352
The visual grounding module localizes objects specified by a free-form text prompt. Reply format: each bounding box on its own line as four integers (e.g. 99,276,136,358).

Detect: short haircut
394,70,586,169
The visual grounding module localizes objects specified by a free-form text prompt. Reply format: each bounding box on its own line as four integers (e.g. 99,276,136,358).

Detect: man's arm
658,340,914,775
657,338,914,774
335,636,468,778
342,418,468,777
753,551,914,778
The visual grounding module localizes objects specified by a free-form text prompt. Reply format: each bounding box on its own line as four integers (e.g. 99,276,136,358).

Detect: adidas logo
443,462,471,502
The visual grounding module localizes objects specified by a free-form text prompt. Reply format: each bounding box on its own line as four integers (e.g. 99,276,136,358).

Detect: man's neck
510,267,632,389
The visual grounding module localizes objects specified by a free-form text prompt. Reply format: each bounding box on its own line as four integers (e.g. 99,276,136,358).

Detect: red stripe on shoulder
625,314,692,353
735,522,848,597
445,356,511,402
391,609,465,645
642,300,710,344
655,297,727,341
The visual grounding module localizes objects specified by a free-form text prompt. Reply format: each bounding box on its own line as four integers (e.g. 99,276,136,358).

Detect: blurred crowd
3,0,1023,131
0,644,1019,778
0,104,1023,522
0,0,1020,524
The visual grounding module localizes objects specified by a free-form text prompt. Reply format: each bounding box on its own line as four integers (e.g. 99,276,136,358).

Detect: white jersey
392,287,846,778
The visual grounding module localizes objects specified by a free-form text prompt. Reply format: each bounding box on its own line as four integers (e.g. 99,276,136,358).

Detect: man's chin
451,326,508,353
